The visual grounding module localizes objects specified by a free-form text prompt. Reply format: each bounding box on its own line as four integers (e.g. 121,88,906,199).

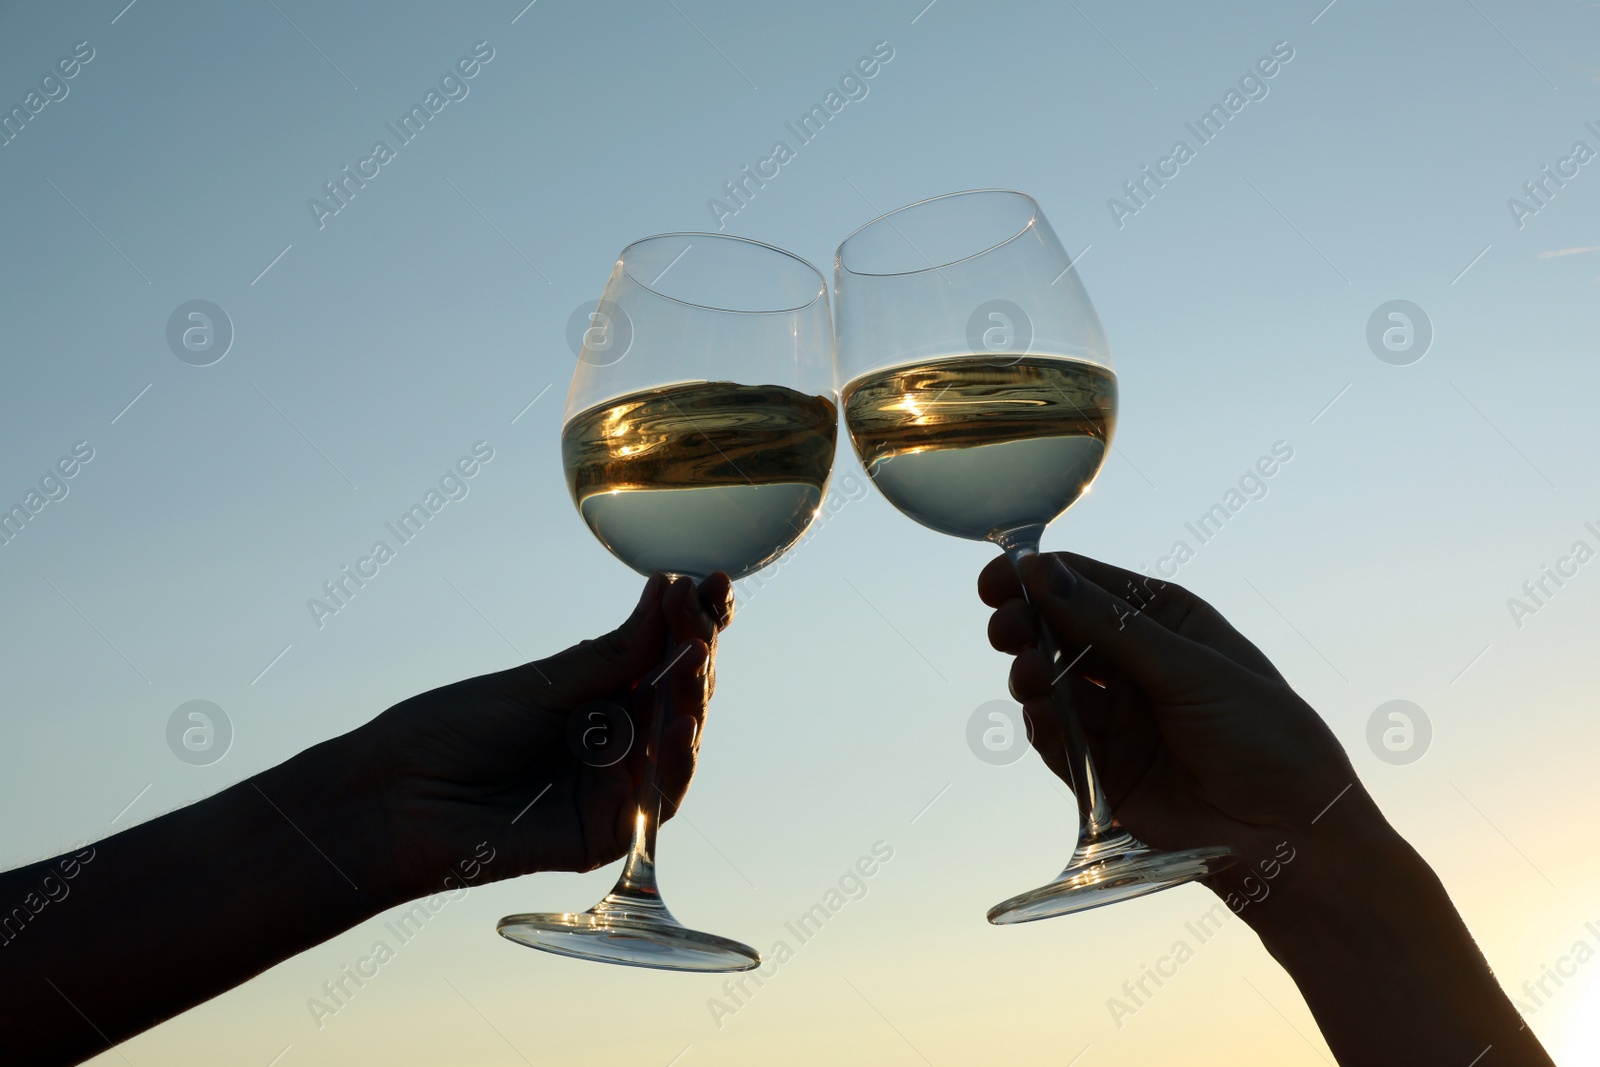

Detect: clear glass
498,233,837,970
834,190,1235,923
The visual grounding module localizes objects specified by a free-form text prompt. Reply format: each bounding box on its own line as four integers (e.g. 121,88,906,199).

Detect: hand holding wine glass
499,232,837,971
0,574,734,1067
982,551,1556,1067
980,551,1361,881
835,190,1235,921
362,571,732,895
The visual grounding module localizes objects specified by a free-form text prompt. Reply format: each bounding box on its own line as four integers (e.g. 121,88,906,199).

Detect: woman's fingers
592,573,730,838
652,576,724,823
529,570,730,720
698,572,735,632
1056,553,1283,682
1018,555,1227,704
655,636,711,821
1019,695,1069,784
1008,650,1106,792
985,551,1282,683
510,573,668,708
978,553,1024,608
664,576,711,647
989,597,1038,653
665,574,729,647
1008,646,1053,703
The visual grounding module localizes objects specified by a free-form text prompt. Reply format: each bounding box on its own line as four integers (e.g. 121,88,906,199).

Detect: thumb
508,573,668,708
1020,554,1223,701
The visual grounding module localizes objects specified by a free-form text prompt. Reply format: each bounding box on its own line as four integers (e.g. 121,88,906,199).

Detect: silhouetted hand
351,572,735,902
981,551,1553,1066
0,573,736,1067
982,551,1364,880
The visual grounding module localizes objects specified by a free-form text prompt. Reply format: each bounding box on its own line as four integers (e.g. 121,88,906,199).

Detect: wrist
1233,788,1550,1063
1247,798,1432,955
252,726,409,917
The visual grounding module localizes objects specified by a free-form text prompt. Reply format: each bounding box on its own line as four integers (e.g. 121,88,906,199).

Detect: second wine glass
834,190,1236,923
498,232,837,971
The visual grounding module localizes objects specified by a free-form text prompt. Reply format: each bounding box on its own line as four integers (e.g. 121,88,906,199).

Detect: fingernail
1044,556,1077,598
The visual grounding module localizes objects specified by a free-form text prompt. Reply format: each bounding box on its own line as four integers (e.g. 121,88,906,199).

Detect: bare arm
0,737,391,1065
982,552,1550,1066
0,574,731,1066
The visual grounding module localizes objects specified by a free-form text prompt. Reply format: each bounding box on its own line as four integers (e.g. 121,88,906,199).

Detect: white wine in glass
842,354,1116,543
834,190,1235,923
563,380,837,581
498,233,837,971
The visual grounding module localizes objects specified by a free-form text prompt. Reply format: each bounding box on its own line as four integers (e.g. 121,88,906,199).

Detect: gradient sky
3,1,1600,1064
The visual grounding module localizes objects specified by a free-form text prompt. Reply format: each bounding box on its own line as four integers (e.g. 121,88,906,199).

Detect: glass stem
1002,539,1116,839
612,629,677,903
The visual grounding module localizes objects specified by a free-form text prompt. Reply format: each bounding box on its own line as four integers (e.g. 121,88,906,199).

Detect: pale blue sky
4,1,1600,1063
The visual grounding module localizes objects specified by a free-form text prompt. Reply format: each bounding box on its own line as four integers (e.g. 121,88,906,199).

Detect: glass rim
835,189,1041,279
618,232,828,315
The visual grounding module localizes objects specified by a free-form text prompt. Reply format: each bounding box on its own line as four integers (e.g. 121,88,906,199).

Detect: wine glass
833,190,1235,923
497,233,837,970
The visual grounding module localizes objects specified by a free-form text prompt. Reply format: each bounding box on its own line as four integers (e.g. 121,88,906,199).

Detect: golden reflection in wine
843,354,1116,543
562,380,837,580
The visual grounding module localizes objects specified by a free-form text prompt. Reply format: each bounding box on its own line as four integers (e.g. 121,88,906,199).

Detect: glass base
498,888,761,973
987,828,1236,924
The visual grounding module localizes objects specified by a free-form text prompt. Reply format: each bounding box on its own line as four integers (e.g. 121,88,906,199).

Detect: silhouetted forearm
1248,803,1552,1066
0,732,396,1066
